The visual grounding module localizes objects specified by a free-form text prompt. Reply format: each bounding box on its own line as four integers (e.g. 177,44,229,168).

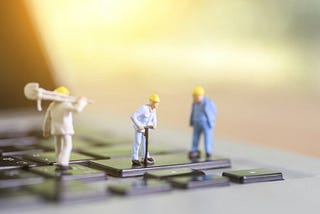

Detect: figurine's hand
43,131,50,138
138,126,144,131
78,97,88,103
152,125,157,129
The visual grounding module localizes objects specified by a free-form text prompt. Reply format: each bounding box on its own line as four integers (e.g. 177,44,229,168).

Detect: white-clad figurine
130,94,160,166
42,86,88,170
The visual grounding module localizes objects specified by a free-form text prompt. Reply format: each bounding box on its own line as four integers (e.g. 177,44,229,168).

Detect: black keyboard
0,129,283,207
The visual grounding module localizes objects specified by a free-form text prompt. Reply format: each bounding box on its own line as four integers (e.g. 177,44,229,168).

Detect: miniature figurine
42,87,88,170
189,86,216,160
24,82,91,170
131,94,160,166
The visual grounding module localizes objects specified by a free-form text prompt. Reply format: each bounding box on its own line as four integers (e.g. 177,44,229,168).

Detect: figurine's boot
55,164,72,171
141,156,155,165
205,153,212,161
188,150,201,160
132,160,142,166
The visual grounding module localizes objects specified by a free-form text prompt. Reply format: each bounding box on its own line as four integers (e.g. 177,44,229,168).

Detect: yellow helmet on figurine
54,86,70,95
149,94,160,103
192,86,205,96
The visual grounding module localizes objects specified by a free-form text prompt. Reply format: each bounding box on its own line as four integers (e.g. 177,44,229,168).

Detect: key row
0,167,283,203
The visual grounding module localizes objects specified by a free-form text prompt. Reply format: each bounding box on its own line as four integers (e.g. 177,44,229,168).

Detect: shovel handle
37,98,42,111
144,127,149,165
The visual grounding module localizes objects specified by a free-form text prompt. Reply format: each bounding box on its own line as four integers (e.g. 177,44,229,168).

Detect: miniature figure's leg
132,131,142,160
203,126,213,155
191,124,202,152
54,135,63,165
60,135,73,166
140,134,145,159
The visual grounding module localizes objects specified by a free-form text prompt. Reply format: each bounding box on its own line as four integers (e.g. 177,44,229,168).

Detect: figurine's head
192,86,205,103
149,94,160,109
54,86,70,95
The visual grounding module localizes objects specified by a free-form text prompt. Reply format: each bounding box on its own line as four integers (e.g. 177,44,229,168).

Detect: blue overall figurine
189,86,217,160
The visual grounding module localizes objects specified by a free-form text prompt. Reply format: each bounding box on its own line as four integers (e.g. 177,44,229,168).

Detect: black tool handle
144,127,149,165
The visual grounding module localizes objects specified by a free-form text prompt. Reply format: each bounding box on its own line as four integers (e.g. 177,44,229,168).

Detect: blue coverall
190,97,217,155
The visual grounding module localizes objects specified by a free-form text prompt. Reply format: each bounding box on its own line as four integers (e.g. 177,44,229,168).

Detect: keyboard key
79,145,184,159
108,179,172,196
0,169,44,188
89,153,231,177
23,152,95,165
29,164,106,181
222,168,284,184
25,180,108,202
169,175,229,189
79,146,127,159
0,136,39,147
0,146,43,156
144,168,205,180
0,156,37,170
76,133,131,147
79,136,131,146
0,129,41,139
35,139,103,151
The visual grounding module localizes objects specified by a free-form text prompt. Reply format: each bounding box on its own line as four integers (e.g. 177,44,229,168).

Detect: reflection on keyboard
0,128,283,206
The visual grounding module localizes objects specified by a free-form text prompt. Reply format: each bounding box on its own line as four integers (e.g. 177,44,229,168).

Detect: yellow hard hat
192,86,205,96
149,93,160,103
54,86,70,95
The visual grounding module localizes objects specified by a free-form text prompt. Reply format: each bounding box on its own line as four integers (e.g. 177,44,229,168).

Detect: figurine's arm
205,99,217,128
151,112,157,129
131,106,144,130
66,97,88,113
42,103,53,137
189,103,194,126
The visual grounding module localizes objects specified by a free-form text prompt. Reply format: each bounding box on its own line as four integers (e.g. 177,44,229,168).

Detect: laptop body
1,1,320,213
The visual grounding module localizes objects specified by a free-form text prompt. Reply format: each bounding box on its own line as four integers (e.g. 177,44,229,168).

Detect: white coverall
130,104,157,161
43,98,87,166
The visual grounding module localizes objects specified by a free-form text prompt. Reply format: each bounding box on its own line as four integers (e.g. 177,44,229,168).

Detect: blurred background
0,0,319,156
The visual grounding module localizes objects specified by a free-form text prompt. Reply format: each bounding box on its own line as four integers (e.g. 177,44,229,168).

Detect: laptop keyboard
0,128,283,207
